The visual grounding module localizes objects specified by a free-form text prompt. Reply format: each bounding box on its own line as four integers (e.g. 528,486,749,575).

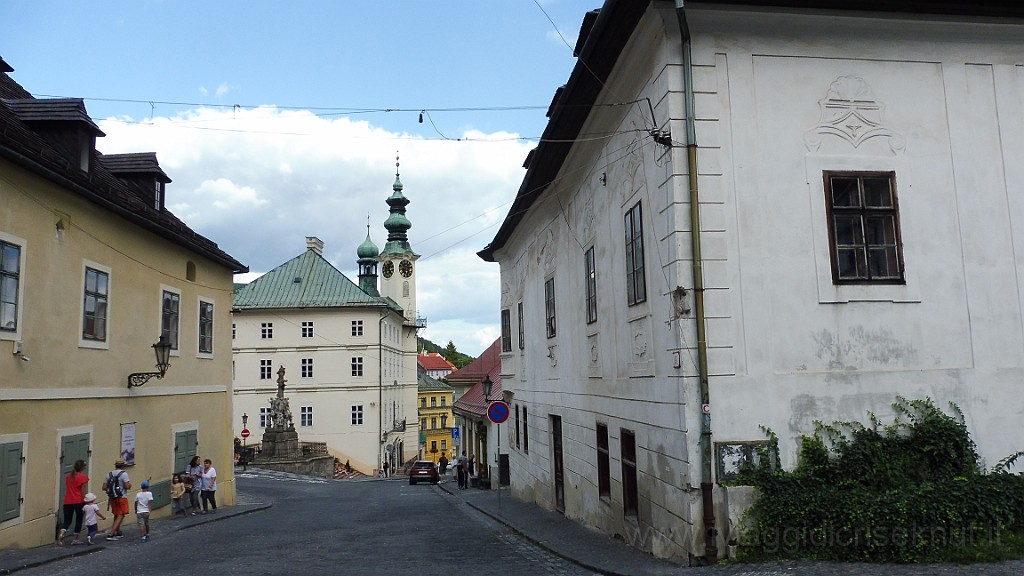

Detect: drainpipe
675,0,717,564
379,310,387,475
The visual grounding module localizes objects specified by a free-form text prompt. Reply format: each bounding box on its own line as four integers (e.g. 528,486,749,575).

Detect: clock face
382,260,394,278
399,259,413,278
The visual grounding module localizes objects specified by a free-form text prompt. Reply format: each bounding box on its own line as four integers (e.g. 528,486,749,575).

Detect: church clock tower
379,156,418,322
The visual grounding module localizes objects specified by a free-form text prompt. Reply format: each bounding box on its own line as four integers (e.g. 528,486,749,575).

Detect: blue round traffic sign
487,401,510,424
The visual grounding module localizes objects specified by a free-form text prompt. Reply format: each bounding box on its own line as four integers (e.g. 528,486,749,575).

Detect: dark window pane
864,216,896,244
868,247,899,278
862,178,893,208
837,248,865,279
830,178,861,207
833,216,863,246
1,244,18,273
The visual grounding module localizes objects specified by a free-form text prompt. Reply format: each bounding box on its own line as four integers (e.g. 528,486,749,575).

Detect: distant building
479,0,1024,564
232,166,423,475
418,351,456,380
417,373,454,462
450,339,502,482
0,58,245,548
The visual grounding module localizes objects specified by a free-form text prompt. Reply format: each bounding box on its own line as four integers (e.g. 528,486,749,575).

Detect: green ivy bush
735,397,1024,563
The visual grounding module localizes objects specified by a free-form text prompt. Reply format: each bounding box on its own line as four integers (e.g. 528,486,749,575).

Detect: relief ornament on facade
804,75,905,155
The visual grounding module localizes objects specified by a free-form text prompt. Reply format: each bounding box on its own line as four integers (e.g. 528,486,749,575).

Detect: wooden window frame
823,171,905,284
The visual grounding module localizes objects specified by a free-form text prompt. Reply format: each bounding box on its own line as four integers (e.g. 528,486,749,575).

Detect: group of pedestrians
57,455,217,546
438,451,475,489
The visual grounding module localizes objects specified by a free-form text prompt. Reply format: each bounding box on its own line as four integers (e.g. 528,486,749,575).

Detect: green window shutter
0,442,23,522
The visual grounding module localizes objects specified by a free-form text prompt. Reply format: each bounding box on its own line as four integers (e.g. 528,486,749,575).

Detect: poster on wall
120,422,136,465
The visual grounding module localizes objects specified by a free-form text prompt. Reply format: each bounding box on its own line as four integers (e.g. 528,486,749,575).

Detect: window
301,321,314,338
82,267,108,341
420,397,426,408
517,302,524,350
515,405,521,449
430,397,437,407
440,397,446,407
351,405,364,425
198,300,214,354
621,429,638,518
301,358,313,378
154,181,163,210
441,439,447,451
501,308,512,352
300,406,313,427
441,415,447,428
351,320,363,337
824,172,904,283
523,406,529,454
431,440,437,452
351,356,364,377
161,289,180,350
584,246,597,324
261,322,273,339
430,417,437,430
597,423,610,499
260,407,272,428
260,359,272,380
232,323,236,339
0,441,23,522
421,418,427,430
625,201,647,305
544,278,556,338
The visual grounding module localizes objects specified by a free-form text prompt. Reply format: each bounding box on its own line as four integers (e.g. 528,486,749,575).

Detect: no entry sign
487,401,510,424
240,428,251,439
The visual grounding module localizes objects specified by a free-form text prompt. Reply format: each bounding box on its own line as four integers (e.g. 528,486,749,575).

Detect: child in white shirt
82,493,106,545
135,480,154,543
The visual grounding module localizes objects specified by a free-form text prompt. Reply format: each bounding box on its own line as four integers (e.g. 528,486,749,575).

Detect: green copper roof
233,248,400,311
418,372,454,392
357,230,379,260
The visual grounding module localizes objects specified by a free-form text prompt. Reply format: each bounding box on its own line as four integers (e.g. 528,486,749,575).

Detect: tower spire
383,152,413,255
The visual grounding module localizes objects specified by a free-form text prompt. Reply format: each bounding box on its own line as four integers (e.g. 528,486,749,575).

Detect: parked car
409,460,440,485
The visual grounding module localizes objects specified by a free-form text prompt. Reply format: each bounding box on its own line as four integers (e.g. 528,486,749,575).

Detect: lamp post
242,413,249,471
127,335,173,388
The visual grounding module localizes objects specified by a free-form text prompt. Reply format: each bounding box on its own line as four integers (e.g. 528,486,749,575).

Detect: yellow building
0,59,246,548
417,373,454,464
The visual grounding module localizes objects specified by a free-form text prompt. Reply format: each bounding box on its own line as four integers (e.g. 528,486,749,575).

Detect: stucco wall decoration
804,75,906,155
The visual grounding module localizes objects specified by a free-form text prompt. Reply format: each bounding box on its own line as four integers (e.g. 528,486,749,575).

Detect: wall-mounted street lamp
482,375,495,402
127,335,172,388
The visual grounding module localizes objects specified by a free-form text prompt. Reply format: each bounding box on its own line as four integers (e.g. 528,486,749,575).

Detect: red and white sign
240,428,251,439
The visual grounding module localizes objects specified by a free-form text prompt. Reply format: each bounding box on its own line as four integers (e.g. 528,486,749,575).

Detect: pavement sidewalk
438,480,687,576
0,502,271,575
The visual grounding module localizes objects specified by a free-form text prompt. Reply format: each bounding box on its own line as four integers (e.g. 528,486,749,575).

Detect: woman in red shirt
58,459,88,544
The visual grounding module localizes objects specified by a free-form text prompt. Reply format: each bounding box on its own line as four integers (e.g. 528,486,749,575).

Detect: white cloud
97,108,529,357
215,82,232,98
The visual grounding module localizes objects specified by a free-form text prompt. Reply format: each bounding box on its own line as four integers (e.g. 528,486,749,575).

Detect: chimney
306,236,324,255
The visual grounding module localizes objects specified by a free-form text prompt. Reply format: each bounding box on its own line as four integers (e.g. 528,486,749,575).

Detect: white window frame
300,406,313,427
0,231,26,342
351,319,363,337
197,296,214,357
79,259,111,350
301,321,314,338
301,358,313,378
351,405,364,426
259,359,272,380
160,284,181,354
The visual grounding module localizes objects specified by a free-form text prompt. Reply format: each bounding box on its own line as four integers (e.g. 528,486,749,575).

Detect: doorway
551,414,564,513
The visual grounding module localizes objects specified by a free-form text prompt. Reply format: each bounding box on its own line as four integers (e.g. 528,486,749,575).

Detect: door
551,415,564,513
59,433,90,506
174,430,198,474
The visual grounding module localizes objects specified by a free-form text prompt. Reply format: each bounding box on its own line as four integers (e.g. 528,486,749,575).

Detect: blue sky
1,1,596,356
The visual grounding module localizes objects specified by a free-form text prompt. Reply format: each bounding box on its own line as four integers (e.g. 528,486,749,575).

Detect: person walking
135,480,153,543
81,493,105,545
58,459,89,545
437,455,449,483
457,451,468,489
383,460,390,478
200,458,217,513
101,459,131,540
186,455,203,515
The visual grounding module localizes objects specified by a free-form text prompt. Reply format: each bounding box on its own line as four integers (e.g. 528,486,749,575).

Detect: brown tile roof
98,152,171,183
4,98,104,135
0,67,246,273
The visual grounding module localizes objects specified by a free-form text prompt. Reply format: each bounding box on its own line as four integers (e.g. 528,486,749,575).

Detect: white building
233,169,423,475
479,0,1024,565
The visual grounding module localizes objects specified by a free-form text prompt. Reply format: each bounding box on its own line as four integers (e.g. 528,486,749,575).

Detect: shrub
736,397,1024,563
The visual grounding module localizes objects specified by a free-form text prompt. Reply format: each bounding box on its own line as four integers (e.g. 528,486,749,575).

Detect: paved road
13,469,1024,576
19,470,597,576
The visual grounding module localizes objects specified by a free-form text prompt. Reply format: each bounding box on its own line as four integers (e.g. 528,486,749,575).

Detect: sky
1,1,597,356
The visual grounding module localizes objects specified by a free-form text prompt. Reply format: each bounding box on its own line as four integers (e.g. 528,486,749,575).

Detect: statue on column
269,365,294,431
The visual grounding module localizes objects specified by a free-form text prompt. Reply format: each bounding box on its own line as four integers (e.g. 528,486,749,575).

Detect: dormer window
155,180,163,210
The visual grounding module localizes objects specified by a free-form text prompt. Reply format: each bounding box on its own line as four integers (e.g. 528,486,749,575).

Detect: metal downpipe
675,0,717,564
